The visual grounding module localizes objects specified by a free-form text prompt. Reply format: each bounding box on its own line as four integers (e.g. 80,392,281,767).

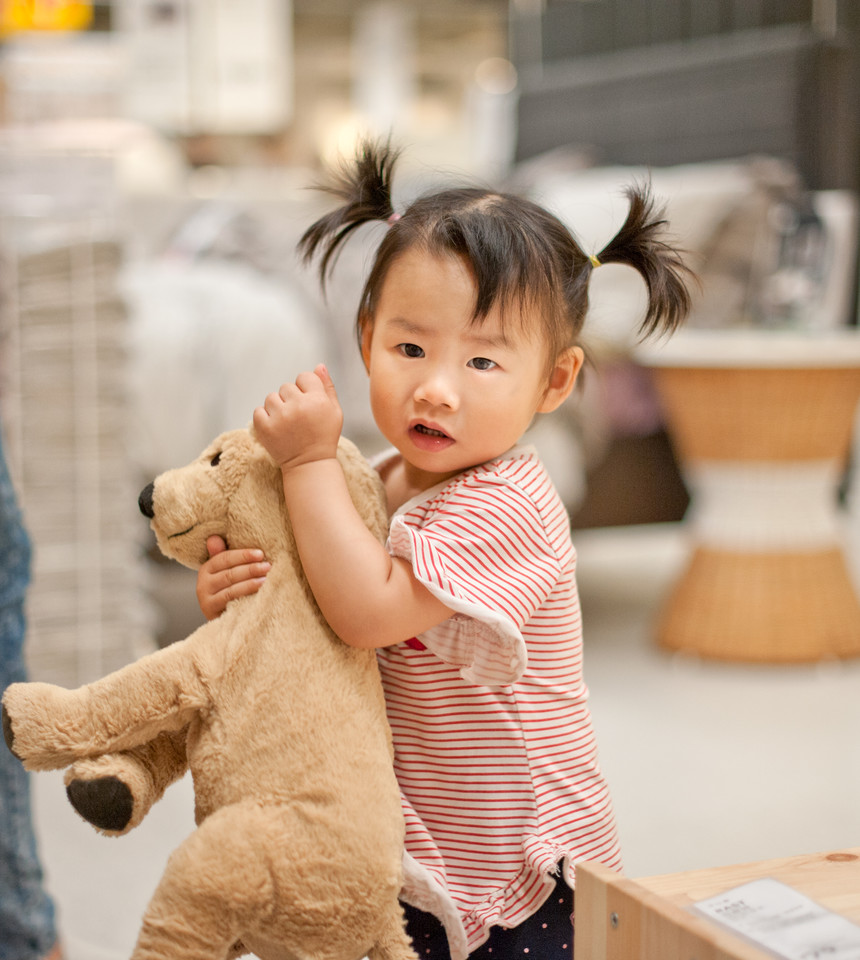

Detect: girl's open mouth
410,422,454,450
414,424,449,439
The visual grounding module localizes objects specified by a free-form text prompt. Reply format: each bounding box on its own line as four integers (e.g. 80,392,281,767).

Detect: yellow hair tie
588,254,601,268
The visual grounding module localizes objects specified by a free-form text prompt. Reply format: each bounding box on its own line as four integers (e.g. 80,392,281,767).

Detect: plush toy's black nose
138,482,155,519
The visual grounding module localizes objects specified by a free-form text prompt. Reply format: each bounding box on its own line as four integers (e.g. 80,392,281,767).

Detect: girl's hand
196,536,270,621
253,364,343,472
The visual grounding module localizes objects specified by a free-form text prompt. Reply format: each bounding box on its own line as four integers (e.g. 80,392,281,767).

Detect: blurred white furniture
0,138,155,684
637,329,860,663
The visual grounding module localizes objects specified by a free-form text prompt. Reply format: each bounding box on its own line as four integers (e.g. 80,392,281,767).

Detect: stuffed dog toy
2,428,416,960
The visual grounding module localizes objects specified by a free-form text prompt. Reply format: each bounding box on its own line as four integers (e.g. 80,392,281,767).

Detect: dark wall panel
517,0,816,63
515,25,850,190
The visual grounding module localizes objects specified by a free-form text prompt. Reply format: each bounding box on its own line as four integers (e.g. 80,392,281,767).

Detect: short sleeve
388,473,564,686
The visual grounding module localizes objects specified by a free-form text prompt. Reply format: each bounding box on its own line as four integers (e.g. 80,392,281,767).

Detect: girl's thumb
206,535,227,558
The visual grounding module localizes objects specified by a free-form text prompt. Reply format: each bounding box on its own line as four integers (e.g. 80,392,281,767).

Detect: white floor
30,522,860,960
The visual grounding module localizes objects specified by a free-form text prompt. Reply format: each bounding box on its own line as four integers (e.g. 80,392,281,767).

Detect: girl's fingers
264,367,335,413
217,559,270,590
252,405,268,430
315,363,339,401
208,548,266,573
294,370,323,393
197,554,269,621
219,575,268,605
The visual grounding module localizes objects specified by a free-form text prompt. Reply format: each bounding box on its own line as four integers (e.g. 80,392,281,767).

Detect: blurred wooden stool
636,330,860,663
576,847,860,960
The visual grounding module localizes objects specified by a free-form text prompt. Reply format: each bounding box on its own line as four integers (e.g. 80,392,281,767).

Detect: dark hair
299,139,693,363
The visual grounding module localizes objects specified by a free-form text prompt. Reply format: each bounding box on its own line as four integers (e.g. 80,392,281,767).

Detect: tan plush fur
2,429,417,960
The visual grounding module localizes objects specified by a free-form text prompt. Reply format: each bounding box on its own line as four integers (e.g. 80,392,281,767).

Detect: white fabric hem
421,584,527,687
400,852,469,960
402,843,581,958
388,519,528,687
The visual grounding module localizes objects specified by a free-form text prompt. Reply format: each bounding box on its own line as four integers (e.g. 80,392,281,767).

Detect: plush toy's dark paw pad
1,703,20,759
67,776,134,832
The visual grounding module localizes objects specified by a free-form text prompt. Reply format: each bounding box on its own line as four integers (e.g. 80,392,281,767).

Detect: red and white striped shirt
375,445,622,958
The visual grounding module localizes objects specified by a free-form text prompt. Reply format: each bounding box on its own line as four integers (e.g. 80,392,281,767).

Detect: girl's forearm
280,458,450,648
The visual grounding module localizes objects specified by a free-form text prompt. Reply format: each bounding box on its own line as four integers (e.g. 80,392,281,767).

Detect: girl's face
361,248,582,494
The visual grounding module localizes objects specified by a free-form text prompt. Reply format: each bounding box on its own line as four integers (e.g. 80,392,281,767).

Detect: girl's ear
359,317,374,372
537,346,584,413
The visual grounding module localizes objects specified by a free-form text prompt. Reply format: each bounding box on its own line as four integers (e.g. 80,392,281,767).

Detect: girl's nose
414,372,458,409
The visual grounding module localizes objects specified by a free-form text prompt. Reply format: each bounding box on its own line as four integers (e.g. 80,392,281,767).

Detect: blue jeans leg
0,435,58,960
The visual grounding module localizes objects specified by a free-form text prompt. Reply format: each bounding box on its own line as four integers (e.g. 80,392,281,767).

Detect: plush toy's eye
210,452,222,467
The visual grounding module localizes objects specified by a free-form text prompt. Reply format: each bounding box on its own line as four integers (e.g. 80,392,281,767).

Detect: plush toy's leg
64,727,189,835
130,804,269,960
132,800,399,960
367,903,418,960
2,639,209,771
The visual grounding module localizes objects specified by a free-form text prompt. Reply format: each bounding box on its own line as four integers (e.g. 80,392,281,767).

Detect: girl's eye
469,357,497,371
399,343,424,358
210,452,222,466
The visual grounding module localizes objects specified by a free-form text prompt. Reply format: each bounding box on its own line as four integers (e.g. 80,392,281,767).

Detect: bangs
357,187,588,363
422,193,575,353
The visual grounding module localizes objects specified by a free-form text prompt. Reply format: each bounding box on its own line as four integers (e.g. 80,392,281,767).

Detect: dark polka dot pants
401,874,574,959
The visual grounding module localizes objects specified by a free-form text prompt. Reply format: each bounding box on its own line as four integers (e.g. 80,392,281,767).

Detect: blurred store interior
1,2,860,958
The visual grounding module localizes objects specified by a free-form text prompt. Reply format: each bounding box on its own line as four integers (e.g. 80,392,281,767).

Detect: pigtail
596,183,695,338
298,138,401,287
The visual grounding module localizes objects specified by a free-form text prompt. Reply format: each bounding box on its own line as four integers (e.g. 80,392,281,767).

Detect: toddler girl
197,140,692,959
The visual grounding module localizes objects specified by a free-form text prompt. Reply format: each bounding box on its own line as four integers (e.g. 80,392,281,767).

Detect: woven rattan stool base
658,547,860,662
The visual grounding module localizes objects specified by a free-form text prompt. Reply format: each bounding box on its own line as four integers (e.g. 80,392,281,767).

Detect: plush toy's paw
63,750,164,837
66,776,134,833
0,682,78,770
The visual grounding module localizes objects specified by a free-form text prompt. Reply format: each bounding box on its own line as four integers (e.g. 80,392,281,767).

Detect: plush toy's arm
2,636,210,772
64,726,189,836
